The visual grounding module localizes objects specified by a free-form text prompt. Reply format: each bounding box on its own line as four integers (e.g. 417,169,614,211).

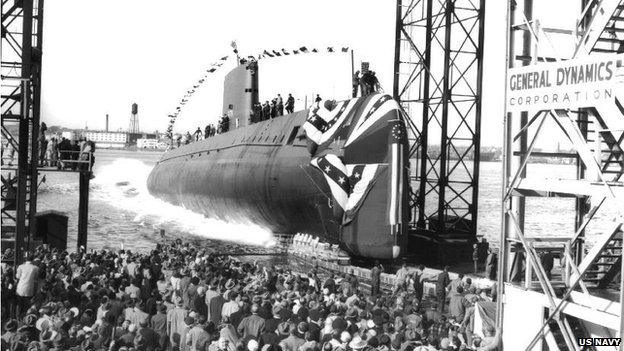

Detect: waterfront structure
392,0,485,250
497,0,624,349
81,130,128,148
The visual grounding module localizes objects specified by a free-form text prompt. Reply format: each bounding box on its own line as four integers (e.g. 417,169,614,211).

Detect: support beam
77,172,91,251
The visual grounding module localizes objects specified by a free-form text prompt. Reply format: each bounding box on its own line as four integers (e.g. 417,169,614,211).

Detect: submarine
147,60,410,259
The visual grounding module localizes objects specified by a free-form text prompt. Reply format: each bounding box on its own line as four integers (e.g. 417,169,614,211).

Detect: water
36,149,276,251
35,149,620,252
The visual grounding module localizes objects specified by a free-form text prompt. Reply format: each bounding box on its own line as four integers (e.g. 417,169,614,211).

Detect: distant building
137,138,158,149
127,132,156,145
81,130,127,148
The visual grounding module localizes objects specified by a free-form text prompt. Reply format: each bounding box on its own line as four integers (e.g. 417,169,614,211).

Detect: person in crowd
0,239,498,351
205,125,211,139
395,262,410,292
269,100,277,118
276,94,284,116
436,266,451,313
47,137,59,168
184,131,192,144
15,253,39,318
285,94,295,114
315,94,322,108
70,139,80,170
370,261,383,297
262,101,270,120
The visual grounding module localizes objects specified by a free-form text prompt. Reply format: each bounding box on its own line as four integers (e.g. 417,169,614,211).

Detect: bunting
302,99,357,145
164,44,351,138
343,163,387,224
310,154,350,211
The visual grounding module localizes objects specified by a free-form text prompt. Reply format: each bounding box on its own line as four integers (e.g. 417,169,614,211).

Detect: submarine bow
147,93,410,259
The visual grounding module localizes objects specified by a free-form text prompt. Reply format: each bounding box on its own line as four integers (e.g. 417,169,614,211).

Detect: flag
281,48,290,55
345,94,400,147
264,50,274,57
312,48,318,53
247,55,256,60
311,154,349,211
272,50,282,57
220,56,228,60
299,46,308,53
293,50,299,54
303,111,329,144
343,164,387,224
327,47,334,52
387,120,407,226
302,99,356,145
341,47,349,52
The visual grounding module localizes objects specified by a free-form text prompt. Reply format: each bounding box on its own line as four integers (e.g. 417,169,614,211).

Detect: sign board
506,54,623,112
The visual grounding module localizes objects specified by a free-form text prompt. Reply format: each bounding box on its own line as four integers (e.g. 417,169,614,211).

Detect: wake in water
91,158,276,247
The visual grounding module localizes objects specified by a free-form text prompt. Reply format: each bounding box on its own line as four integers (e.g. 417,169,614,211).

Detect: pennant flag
342,47,349,52
299,46,308,53
281,48,290,55
293,50,299,54
311,154,349,211
327,47,334,52
312,48,318,53
387,120,407,226
272,50,282,57
220,56,228,60
343,164,387,224
263,50,274,58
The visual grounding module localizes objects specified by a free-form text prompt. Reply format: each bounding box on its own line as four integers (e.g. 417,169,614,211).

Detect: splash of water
92,158,276,247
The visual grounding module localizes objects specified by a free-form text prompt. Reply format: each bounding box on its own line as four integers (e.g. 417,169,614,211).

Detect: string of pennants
165,45,351,139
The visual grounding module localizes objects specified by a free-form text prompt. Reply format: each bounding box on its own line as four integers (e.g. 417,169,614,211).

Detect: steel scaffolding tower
393,0,485,246
1,0,44,264
497,0,624,349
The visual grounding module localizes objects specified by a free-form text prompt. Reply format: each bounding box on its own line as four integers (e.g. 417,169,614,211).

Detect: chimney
105,114,109,132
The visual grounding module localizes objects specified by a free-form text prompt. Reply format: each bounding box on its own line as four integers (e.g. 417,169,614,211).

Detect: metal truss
1,0,44,264
393,0,485,241
497,0,624,349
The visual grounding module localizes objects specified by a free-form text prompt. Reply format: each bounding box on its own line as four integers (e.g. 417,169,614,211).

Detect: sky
39,0,578,147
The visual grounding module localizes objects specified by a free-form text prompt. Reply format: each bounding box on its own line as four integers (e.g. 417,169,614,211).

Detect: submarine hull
148,94,409,259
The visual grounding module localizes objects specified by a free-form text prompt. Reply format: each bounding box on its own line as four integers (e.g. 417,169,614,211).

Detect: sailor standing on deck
285,94,295,114
262,101,270,120
269,100,277,118
194,127,203,141
276,94,284,116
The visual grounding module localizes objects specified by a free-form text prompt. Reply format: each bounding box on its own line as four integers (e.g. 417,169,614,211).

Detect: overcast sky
40,0,577,147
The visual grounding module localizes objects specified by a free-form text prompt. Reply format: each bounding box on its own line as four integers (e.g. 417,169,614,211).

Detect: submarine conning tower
221,61,259,131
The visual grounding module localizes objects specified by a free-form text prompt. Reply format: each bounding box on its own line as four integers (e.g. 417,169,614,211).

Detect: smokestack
105,114,109,132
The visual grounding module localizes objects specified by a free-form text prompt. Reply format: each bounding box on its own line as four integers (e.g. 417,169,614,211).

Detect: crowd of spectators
1,240,499,351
